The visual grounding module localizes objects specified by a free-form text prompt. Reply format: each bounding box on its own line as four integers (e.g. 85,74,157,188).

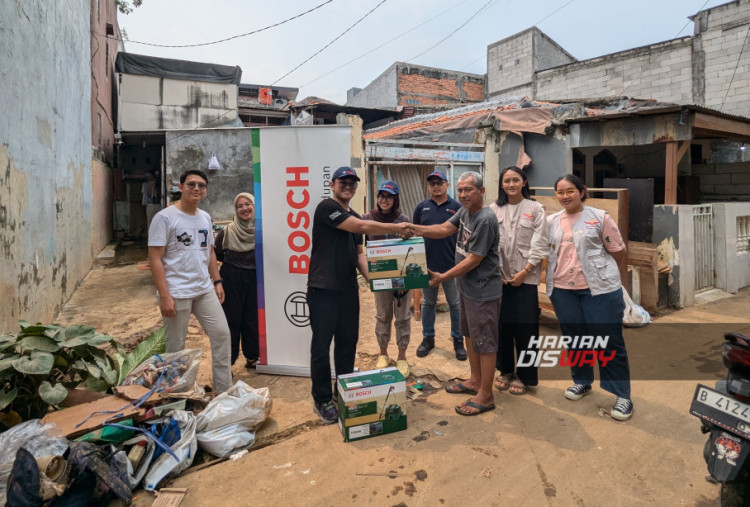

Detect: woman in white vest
546,175,633,421
490,166,549,395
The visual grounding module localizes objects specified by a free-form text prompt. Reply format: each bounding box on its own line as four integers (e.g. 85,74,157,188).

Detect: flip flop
495,374,513,391
444,382,478,395
455,399,496,416
509,379,528,396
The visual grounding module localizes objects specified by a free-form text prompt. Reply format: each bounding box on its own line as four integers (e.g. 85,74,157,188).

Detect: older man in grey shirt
410,171,502,416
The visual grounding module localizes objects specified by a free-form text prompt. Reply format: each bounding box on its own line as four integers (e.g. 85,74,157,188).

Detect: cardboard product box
337,367,407,442
366,237,429,291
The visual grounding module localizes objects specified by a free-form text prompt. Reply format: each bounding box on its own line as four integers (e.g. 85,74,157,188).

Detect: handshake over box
366,237,430,291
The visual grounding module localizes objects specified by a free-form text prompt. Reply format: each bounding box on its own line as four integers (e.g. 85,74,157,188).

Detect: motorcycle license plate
690,384,750,439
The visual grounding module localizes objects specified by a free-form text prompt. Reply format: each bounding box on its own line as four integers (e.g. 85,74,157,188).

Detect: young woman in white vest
546,175,633,421
490,166,549,396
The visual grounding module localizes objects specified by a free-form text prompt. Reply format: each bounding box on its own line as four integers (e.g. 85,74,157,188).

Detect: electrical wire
270,0,390,86
300,0,473,89
112,0,334,48
458,0,576,71
720,22,750,111
620,0,712,97
405,0,496,63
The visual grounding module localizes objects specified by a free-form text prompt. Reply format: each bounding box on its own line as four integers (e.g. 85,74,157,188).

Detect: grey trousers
374,290,412,351
162,289,232,393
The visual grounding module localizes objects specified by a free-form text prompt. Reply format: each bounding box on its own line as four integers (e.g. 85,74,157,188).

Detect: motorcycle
690,333,750,504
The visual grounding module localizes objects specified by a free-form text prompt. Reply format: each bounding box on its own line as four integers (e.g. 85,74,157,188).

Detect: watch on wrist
523,266,533,273
213,278,223,286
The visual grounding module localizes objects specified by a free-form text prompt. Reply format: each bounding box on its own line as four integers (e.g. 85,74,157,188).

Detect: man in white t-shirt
148,169,231,393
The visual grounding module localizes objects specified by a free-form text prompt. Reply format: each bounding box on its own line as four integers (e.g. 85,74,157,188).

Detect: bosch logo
284,291,310,327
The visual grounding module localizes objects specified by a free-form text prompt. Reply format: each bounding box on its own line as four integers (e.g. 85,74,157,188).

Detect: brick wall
395,65,484,106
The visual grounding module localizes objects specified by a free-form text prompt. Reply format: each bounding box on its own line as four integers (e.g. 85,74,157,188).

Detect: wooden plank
693,112,750,139
628,241,659,312
665,142,678,205
42,394,146,439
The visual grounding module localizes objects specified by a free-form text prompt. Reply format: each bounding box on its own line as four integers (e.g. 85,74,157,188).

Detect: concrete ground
55,248,750,506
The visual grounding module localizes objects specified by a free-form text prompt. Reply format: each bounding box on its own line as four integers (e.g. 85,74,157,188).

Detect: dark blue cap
378,180,400,195
332,166,360,181
427,170,447,181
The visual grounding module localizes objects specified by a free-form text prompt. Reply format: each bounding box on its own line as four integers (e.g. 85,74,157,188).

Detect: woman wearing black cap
363,180,412,378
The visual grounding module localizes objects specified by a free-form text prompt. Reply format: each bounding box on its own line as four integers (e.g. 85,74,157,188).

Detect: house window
405,99,420,105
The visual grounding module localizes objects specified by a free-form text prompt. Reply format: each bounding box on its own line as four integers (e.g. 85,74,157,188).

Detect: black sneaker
416,338,435,358
313,400,338,425
564,384,593,401
611,397,633,421
453,338,467,361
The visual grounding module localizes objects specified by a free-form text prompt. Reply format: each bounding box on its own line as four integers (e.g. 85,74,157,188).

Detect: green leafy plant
111,327,166,385
0,321,135,423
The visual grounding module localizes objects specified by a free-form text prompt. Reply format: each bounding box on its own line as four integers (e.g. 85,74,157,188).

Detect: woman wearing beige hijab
214,192,259,368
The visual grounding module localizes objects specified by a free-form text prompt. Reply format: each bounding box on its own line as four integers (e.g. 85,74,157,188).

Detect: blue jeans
421,279,461,341
549,287,630,398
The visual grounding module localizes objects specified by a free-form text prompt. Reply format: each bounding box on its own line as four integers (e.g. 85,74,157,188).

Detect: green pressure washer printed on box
336,367,407,442
366,237,429,291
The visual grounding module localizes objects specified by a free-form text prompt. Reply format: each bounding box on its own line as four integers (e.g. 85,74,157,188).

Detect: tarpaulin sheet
116,52,242,85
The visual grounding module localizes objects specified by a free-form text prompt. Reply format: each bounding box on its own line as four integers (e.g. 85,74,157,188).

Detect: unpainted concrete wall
119,74,238,131
712,202,750,293
486,1,750,118
166,129,254,221
653,205,695,307
345,66,398,108
0,1,93,332
536,40,693,103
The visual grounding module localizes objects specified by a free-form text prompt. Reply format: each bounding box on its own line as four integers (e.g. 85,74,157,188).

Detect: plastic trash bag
0,419,69,505
194,381,271,458
195,381,271,433
623,288,652,327
143,410,197,491
196,423,256,458
112,435,156,490
122,349,202,394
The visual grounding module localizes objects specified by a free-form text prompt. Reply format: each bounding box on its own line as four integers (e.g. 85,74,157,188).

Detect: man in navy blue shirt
413,171,466,360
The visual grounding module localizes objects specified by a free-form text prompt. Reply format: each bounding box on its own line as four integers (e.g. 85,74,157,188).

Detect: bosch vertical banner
254,126,352,376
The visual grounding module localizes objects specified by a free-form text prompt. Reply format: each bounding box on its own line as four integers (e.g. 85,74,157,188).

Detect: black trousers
497,283,539,386
220,263,259,364
308,287,359,404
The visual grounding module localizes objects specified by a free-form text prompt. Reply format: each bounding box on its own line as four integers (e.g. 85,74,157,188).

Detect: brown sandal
509,379,528,395
495,374,513,391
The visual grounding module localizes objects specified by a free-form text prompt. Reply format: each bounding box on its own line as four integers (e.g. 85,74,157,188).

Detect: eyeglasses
554,189,578,196
337,180,358,189
185,182,207,189
427,180,446,187
377,193,395,200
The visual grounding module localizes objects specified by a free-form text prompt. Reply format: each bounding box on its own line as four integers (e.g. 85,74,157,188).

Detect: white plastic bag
195,381,271,433
196,423,256,458
622,288,651,327
113,435,156,489
143,410,197,491
122,349,202,394
194,381,271,458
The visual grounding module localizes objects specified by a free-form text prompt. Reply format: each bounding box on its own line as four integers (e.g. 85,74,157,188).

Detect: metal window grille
738,216,750,254
693,205,714,291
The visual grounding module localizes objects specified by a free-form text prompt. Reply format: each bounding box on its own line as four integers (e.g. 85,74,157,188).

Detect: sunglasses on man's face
337,180,358,189
428,180,446,187
185,181,207,189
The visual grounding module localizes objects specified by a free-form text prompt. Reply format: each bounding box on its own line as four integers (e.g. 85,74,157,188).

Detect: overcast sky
118,0,728,104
